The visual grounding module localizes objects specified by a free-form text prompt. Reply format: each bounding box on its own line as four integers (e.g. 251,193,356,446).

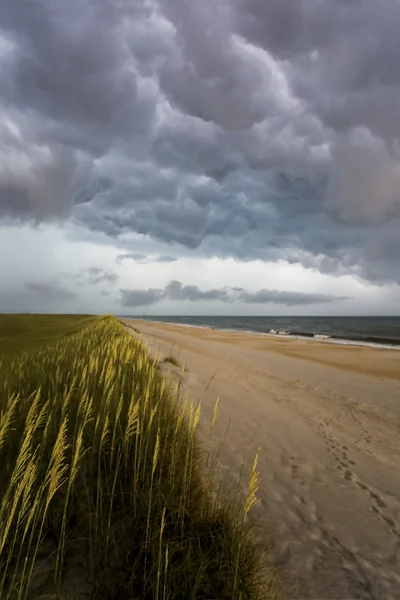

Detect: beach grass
0,314,274,599
163,355,181,368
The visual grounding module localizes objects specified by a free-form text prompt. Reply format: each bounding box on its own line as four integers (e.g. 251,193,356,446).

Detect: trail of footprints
318,421,400,542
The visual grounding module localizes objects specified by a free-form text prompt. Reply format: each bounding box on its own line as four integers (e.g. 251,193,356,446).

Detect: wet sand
123,319,400,599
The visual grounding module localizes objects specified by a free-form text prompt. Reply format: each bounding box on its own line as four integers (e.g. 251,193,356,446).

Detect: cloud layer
1,0,400,292
120,280,349,307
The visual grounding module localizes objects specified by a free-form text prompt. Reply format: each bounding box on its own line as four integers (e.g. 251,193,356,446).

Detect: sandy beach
122,318,400,599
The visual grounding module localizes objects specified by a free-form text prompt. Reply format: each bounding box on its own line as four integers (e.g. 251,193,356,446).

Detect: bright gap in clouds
1,223,399,316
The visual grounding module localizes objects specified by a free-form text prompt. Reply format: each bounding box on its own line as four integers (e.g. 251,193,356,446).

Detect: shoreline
124,316,400,351
123,318,400,598
124,318,400,384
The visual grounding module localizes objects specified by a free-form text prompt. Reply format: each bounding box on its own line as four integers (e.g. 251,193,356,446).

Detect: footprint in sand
356,480,368,491
370,492,386,509
323,432,400,541
317,424,396,535
319,425,356,479
352,480,400,540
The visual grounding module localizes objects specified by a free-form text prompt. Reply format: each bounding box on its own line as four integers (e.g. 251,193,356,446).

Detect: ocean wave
266,328,400,348
125,317,400,350
269,329,290,336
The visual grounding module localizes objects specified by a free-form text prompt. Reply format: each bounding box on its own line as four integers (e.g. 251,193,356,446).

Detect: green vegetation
0,315,273,599
0,314,96,354
163,355,181,368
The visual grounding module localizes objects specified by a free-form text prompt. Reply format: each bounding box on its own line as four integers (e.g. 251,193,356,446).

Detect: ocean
121,315,400,348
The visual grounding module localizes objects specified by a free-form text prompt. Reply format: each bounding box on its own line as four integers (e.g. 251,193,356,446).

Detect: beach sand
122,319,400,599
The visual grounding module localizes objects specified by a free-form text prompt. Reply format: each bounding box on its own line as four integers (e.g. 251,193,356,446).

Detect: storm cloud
1,0,400,291
116,253,177,265
120,280,349,307
80,267,119,286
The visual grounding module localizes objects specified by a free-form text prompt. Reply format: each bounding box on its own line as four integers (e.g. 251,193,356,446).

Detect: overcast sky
1,0,400,316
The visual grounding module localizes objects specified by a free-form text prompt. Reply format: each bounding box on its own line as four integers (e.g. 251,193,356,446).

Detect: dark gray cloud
120,288,164,308
164,280,230,302
156,255,178,263
0,115,89,221
117,253,148,264
82,267,119,285
120,280,349,307
58,266,119,286
1,0,400,284
116,253,177,264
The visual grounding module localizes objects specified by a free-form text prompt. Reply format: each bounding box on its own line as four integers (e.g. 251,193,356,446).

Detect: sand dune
123,319,400,599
